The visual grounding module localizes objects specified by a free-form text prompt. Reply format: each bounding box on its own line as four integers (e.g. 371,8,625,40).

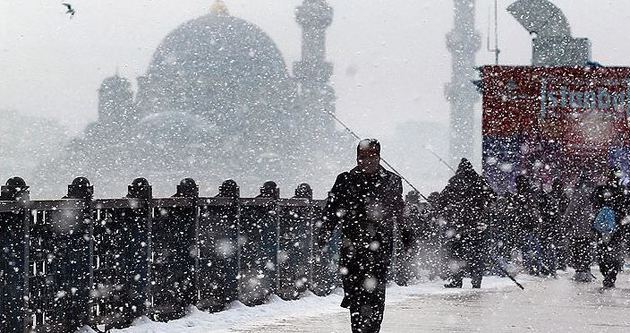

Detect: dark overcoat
319,166,405,308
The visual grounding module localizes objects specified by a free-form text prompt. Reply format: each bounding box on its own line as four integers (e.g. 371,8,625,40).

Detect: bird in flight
62,3,76,19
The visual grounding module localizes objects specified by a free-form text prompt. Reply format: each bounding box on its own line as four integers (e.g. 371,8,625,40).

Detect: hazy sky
1,0,630,139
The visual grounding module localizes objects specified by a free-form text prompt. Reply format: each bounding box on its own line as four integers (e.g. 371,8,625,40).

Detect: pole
494,0,500,65
486,0,501,65
491,256,525,290
425,146,456,174
324,111,430,202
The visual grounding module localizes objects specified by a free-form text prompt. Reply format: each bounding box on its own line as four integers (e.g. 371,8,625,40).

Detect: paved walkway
233,272,630,333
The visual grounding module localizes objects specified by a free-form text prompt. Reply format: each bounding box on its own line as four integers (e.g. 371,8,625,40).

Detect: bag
593,206,618,235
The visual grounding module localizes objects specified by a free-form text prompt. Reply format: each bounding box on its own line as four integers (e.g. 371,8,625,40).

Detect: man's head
427,191,440,205
406,190,420,204
357,139,381,174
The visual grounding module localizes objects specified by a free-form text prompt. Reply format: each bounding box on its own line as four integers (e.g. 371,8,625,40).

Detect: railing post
121,178,153,327
57,177,94,331
294,184,314,295
152,178,199,321
237,181,279,306
0,177,31,333
174,178,199,311
294,183,313,200
216,179,240,306
196,180,241,312
258,181,280,299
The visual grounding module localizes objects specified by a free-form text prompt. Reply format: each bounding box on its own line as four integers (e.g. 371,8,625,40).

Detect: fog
2,0,630,197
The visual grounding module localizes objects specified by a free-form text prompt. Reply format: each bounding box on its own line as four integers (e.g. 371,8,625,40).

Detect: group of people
403,159,630,288
400,161,629,291
317,139,628,333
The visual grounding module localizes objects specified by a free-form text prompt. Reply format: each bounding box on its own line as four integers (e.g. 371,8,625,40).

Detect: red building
481,65,630,193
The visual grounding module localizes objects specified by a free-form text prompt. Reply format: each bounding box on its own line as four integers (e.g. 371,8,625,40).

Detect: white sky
1,0,630,138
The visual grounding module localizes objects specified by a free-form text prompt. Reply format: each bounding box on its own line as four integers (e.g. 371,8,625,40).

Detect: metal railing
0,177,342,332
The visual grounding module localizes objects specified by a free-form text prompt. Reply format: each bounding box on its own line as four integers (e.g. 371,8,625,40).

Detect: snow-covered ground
228,270,630,333
104,275,535,333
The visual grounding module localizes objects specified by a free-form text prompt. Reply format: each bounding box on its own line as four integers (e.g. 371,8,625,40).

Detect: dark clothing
566,185,596,239
345,248,387,333
540,188,569,241
540,188,569,274
571,237,594,273
320,166,404,333
591,182,624,214
485,199,515,276
591,181,625,287
437,159,495,287
510,191,541,236
447,235,485,287
566,184,596,274
596,232,624,288
508,186,543,275
397,202,421,284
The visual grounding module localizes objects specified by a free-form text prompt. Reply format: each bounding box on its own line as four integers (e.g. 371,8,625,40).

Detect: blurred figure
485,196,516,276
540,179,569,276
566,174,596,282
426,191,449,280
399,190,422,284
591,170,625,289
437,158,496,288
403,190,440,281
511,175,544,276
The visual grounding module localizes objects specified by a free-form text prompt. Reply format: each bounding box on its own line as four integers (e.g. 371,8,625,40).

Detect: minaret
445,0,481,165
294,0,335,135
98,74,134,125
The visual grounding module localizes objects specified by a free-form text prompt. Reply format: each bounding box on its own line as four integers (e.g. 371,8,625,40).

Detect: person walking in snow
318,139,406,333
436,158,496,288
510,175,544,275
540,179,569,276
401,190,440,282
591,170,626,289
566,174,596,282
398,190,422,284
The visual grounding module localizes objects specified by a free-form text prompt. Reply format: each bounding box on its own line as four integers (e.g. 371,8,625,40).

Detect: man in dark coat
437,158,496,288
318,139,406,333
540,179,569,275
591,170,625,289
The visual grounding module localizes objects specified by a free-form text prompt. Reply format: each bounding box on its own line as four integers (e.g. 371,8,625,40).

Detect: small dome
98,74,134,124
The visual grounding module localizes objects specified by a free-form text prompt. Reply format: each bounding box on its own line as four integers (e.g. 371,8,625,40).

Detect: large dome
138,12,296,130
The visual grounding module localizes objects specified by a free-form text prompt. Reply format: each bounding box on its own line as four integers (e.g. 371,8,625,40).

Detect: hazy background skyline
2,0,630,196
